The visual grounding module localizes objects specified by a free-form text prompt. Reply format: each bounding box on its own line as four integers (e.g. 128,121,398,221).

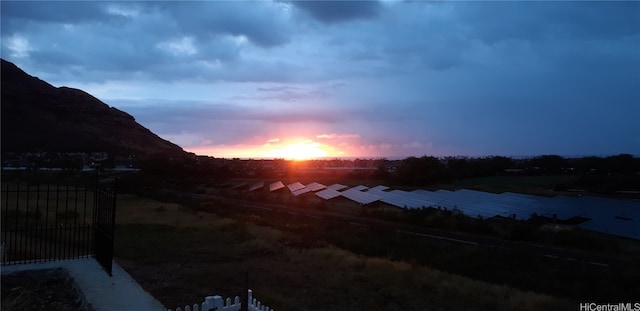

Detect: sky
2,1,639,159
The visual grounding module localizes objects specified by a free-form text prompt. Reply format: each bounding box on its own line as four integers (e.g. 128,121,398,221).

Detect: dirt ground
1,268,93,311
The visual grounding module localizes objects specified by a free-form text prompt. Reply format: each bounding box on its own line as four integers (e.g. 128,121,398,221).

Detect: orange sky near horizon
179,129,444,159
186,138,350,160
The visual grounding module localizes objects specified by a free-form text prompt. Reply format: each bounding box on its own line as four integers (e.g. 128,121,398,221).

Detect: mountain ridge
1,59,187,157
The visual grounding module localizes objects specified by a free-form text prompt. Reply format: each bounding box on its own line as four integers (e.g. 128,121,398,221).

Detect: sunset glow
186,138,347,160
263,140,329,160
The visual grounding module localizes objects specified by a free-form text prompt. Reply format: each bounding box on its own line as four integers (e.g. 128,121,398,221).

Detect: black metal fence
1,179,117,275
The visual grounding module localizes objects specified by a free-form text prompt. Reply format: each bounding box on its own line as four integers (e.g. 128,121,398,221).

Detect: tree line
120,152,640,195
389,154,640,191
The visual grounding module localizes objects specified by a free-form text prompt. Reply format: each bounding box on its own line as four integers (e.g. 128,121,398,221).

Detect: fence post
241,272,249,311
93,173,118,276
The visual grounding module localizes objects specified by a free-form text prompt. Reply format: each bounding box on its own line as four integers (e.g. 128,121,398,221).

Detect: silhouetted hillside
1,59,186,156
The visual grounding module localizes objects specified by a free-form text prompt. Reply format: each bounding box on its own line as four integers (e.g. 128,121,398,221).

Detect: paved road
173,190,631,269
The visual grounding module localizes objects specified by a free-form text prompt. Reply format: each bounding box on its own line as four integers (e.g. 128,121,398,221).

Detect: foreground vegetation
113,194,633,311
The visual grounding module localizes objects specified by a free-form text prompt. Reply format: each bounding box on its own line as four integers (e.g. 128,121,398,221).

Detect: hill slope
1,59,185,156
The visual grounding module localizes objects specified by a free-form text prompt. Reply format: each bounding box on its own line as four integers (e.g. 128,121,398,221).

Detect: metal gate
93,178,117,276
1,175,118,277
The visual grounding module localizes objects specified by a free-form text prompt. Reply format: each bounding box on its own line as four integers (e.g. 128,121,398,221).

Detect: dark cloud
1,2,109,24
1,1,294,83
121,100,349,125
154,1,292,47
292,1,381,24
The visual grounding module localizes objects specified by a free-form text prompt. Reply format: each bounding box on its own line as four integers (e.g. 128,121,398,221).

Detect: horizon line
196,153,640,161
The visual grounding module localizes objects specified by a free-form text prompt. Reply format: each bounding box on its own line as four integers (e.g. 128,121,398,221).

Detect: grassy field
113,194,581,310
6,175,632,310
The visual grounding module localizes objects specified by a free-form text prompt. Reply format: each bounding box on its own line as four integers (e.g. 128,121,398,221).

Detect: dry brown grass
114,194,575,311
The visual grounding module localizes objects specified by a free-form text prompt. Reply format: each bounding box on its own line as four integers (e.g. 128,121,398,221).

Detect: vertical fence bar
3,184,10,263
94,181,100,268
36,184,42,261
81,185,86,258
64,184,70,260
73,185,79,259
110,180,117,274
55,184,60,261
91,176,117,276
92,177,98,257
14,184,20,262
26,185,31,262
25,184,31,263
45,185,51,262
82,186,89,257
92,186,96,260
77,185,83,258
87,186,91,257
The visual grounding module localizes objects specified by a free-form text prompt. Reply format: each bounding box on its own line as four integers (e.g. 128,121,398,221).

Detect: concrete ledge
1,259,165,311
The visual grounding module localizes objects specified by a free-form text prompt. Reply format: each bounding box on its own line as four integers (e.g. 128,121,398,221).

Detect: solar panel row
311,184,640,240
236,180,640,240
269,181,285,192
230,181,248,190
287,182,306,193
249,181,264,192
327,184,348,191
341,186,382,205
315,188,343,200
292,188,311,196
291,182,327,196
305,182,327,192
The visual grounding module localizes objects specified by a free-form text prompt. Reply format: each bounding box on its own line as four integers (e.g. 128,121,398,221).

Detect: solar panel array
340,186,383,205
305,182,327,192
292,182,327,196
557,196,640,240
269,181,285,192
312,183,640,240
238,179,639,240
229,181,248,190
327,184,348,191
315,188,344,200
249,181,264,192
346,185,369,192
287,182,306,193
292,188,311,196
